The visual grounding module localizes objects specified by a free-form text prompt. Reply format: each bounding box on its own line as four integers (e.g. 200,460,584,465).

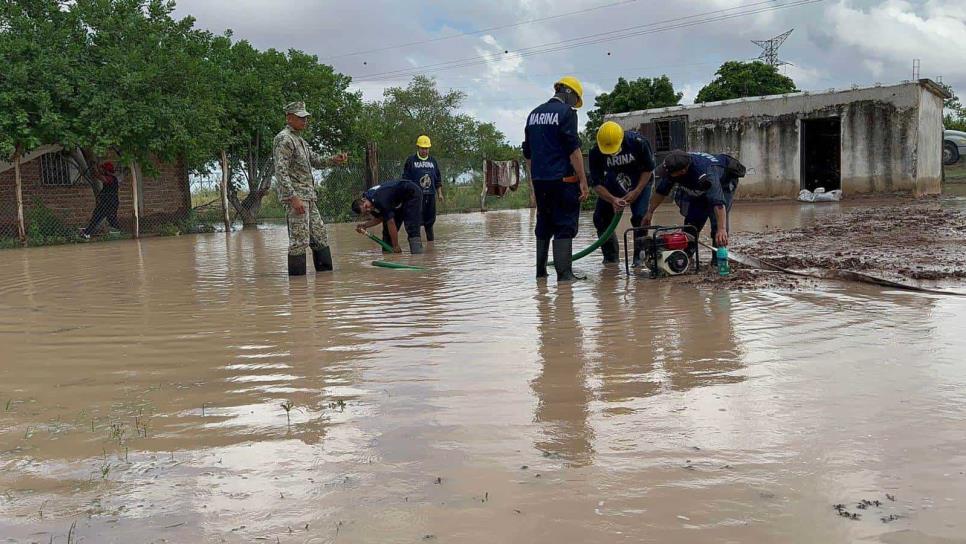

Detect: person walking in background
522,76,589,282
589,121,656,266
273,101,348,277
80,162,121,239
402,135,444,242
352,179,425,254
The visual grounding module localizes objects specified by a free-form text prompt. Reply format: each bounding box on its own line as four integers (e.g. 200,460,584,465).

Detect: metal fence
0,149,203,248
1,150,531,249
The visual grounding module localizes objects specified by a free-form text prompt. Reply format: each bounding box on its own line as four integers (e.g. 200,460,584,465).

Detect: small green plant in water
109,422,126,443
280,400,295,427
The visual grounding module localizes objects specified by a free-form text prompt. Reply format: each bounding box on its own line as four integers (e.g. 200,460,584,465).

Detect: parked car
945,129,966,165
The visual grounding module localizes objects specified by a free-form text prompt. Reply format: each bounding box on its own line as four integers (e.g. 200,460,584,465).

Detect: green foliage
359,76,518,178
939,82,966,131
157,223,181,237
24,199,81,246
696,61,797,104
0,0,86,159
585,76,683,137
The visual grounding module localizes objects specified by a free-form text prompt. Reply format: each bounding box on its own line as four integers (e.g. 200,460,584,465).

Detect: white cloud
174,0,966,144
826,0,966,79
475,34,524,79
782,64,826,89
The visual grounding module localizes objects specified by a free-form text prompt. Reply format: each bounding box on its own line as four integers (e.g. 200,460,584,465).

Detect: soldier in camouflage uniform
273,101,347,276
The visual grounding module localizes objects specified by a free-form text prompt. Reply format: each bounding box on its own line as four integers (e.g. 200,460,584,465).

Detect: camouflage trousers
286,200,328,256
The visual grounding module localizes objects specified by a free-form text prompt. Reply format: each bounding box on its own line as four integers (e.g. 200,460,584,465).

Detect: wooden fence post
364,142,379,190
13,147,26,246
131,161,140,238
220,150,231,232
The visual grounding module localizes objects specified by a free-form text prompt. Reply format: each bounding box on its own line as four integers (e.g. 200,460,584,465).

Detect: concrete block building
607,79,948,198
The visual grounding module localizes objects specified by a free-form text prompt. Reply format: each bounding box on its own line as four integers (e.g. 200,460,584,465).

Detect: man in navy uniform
352,179,424,254
522,76,589,281
402,135,444,242
589,121,656,266
644,150,742,251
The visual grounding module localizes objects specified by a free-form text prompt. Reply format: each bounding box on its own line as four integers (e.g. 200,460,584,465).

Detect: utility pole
752,29,794,67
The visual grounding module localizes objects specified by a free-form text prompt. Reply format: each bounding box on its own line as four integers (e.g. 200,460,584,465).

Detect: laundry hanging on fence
484,160,520,197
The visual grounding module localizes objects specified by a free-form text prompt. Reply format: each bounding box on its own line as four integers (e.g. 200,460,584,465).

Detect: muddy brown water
2,201,966,543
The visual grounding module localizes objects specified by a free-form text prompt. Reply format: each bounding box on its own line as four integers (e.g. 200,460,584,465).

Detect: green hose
372,260,425,270
548,210,624,265
364,231,394,252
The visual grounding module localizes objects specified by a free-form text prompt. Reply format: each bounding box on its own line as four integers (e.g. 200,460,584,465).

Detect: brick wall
0,152,189,236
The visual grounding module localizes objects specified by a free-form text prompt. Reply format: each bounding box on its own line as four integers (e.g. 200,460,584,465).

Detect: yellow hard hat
554,76,584,108
416,135,432,148
596,121,624,155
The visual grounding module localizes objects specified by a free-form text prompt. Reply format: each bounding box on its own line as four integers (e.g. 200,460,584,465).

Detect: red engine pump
658,232,689,251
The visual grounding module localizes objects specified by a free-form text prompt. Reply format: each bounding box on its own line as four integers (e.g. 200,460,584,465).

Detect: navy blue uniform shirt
364,180,417,221
522,98,581,180
589,131,656,198
403,154,441,195
655,152,731,207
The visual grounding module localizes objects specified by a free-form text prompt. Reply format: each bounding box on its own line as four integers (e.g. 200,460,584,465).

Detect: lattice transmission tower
752,29,794,67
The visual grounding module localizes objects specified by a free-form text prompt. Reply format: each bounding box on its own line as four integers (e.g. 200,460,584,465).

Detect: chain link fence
1,149,532,249
0,149,205,248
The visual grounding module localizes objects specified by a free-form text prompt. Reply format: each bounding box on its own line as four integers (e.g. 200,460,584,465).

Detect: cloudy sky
174,0,966,144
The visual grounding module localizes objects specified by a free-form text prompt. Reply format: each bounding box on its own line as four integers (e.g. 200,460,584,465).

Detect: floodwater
2,202,966,544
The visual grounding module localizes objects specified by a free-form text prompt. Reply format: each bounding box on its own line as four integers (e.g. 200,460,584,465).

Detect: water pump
623,226,699,277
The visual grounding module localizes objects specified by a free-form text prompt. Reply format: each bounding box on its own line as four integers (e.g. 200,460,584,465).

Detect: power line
352,0,825,82
321,0,638,61
355,59,741,96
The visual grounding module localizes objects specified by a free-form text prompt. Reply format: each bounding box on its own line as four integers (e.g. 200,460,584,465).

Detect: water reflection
532,284,594,466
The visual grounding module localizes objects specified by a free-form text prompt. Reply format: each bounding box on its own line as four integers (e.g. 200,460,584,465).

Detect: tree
696,61,797,104
939,82,966,132
585,76,682,137
212,42,362,226
0,0,87,243
361,76,516,180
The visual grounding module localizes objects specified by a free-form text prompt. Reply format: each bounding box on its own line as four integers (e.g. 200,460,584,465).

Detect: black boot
632,235,644,267
425,225,435,242
311,244,333,272
553,238,582,282
536,239,550,278
600,235,619,264
288,253,307,276
409,237,424,254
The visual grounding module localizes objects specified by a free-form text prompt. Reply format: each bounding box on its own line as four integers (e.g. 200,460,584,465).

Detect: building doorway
800,117,841,192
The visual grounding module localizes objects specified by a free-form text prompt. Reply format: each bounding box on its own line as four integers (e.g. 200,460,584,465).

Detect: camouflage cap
284,101,311,117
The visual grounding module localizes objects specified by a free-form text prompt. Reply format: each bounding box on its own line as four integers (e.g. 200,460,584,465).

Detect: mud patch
730,200,966,289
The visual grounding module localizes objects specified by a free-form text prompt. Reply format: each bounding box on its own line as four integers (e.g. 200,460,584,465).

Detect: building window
40,153,73,186
654,121,672,153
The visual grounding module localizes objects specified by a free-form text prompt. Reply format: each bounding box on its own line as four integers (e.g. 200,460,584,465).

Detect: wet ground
2,197,966,543
731,196,966,287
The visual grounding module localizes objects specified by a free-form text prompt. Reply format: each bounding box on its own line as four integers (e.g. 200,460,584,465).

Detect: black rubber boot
311,244,333,272
536,239,550,278
425,225,435,242
288,253,307,277
409,237,424,255
632,235,644,267
600,235,620,264
553,238,581,282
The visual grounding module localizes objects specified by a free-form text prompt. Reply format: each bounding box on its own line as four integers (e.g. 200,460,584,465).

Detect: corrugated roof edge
608,78,949,119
